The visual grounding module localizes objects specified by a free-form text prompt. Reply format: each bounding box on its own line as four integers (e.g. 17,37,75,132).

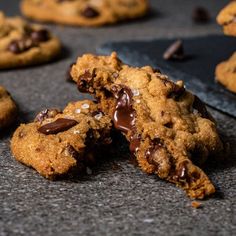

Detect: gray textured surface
0,1,235,236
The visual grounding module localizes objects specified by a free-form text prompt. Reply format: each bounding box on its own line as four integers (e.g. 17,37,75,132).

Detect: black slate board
99,35,236,117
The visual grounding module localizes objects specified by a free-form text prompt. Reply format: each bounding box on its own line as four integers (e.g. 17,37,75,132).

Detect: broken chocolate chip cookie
0,86,17,129
0,12,61,69
21,0,149,27
71,52,224,199
11,100,112,179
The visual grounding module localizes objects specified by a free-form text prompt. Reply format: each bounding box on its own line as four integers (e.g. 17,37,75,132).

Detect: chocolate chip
81,6,99,18
192,7,210,24
163,40,185,61
192,96,213,121
7,40,21,54
167,83,185,100
31,29,49,43
7,38,35,54
38,118,78,135
77,71,94,93
35,108,61,122
113,87,136,133
176,162,188,179
146,138,162,163
164,122,173,128
129,134,141,153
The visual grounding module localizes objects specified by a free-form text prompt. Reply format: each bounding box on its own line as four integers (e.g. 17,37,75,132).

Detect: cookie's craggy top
11,100,112,179
0,86,17,129
0,12,61,69
71,52,224,199
21,0,149,27
215,52,236,93
217,1,236,36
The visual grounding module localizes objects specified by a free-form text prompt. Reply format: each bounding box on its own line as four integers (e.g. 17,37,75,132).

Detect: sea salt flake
73,130,80,134
132,89,140,96
81,103,90,109
75,108,81,114
94,112,103,120
136,99,141,104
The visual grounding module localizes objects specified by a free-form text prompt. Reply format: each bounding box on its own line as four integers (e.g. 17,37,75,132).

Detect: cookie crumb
191,201,202,209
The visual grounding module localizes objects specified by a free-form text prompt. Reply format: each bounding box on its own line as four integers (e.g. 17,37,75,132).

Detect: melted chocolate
113,87,136,133
38,118,78,135
129,134,141,153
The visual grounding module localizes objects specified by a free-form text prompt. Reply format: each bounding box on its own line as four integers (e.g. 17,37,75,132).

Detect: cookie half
217,1,236,36
215,52,236,93
11,100,112,179
0,86,17,129
21,0,149,27
71,52,224,199
0,12,61,69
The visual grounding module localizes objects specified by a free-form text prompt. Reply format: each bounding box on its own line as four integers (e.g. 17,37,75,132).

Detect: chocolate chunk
146,138,162,163
7,38,35,54
7,40,22,54
193,96,214,121
81,6,99,18
35,108,61,122
163,40,185,61
130,134,141,153
113,87,136,133
77,71,94,93
38,118,78,135
31,29,49,43
167,82,185,100
176,162,188,179
192,7,210,24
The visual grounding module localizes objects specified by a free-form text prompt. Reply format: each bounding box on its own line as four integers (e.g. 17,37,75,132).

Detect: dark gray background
0,1,235,236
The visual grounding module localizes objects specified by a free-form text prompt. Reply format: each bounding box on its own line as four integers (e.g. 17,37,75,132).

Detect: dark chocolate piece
38,118,78,135
163,40,185,61
112,87,135,133
81,6,99,18
192,7,210,24
193,96,213,121
77,71,94,92
31,29,49,43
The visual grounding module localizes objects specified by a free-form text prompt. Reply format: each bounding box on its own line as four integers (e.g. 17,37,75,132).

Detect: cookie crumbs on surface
191,201,202,209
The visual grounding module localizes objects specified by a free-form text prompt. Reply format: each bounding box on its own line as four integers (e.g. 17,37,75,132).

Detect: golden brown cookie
21,0,149,27
215,52,236,93
11,100,112,179
0,12,61,69
71,52,224,199
217,1,236,36
0,86,17,129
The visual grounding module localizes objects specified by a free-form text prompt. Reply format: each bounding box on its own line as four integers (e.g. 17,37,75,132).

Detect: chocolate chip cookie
0,86,17,129
11,100,112,179
217,1,236,36
215,52,236,93
71,52,224,199
0,12,61,69
21,0,149,27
